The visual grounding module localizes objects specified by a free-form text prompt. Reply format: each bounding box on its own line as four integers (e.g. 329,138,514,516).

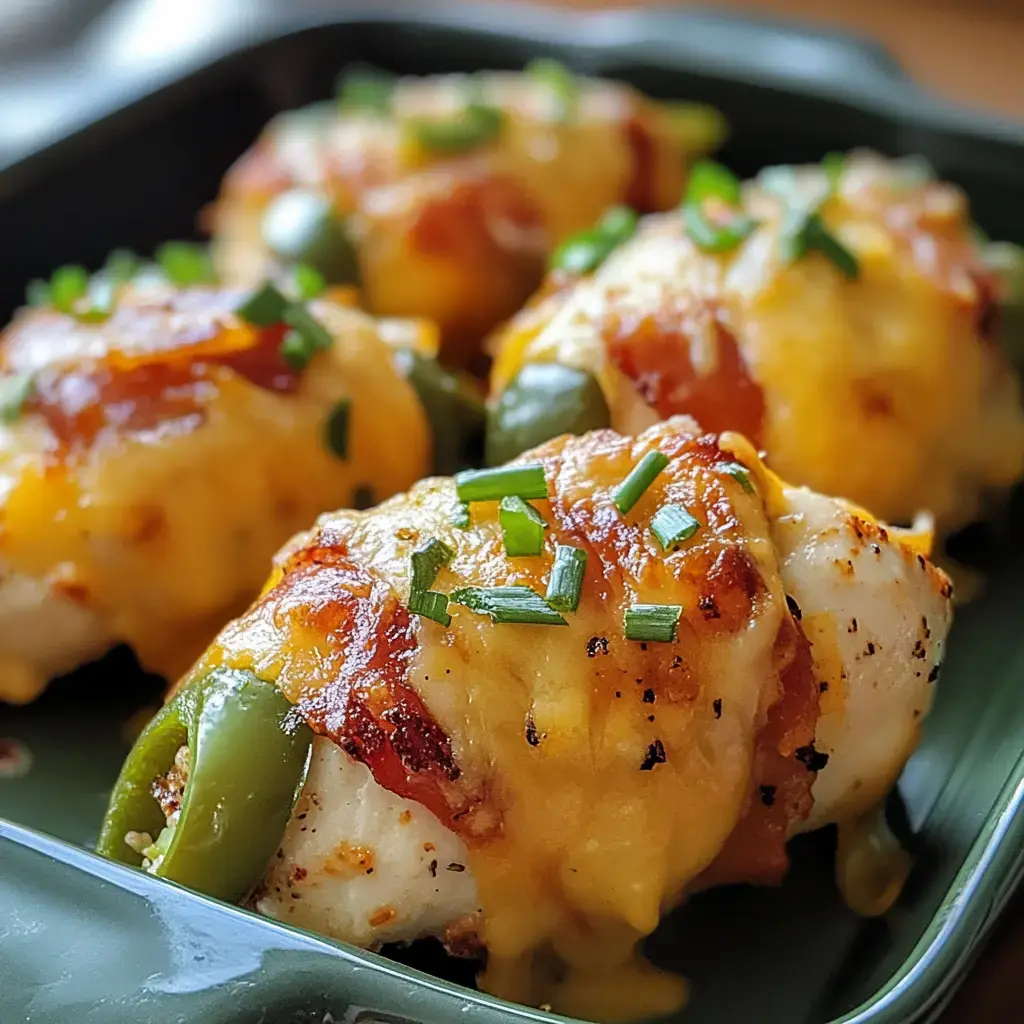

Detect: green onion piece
499,496,546,557
650,504,701,549
280,330,315,371
526,57,577,122
283,304,334,353
451,500,471,529
77,277,118,323
409,589,451,627
49,265,89,313
780,210,859,280
336,67,395,115
598,205,638,242
411,538,455,592
25,279,50,306
822,151,846,193
613,450,669,514
624,603,682,643
550,205,638,274
408,103,504,154
323,399,350,459
0,372,34,424
721,461,755,494
154,242,215,286
687,159,743,205
455,463,548,503
291,263,327,301
104,249,141,284
235,281,290,327
683,202,757,253
662,102,728,154
450,586,567,626
545,545,587,613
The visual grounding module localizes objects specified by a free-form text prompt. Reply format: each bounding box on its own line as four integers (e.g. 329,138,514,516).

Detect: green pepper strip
96,667,313,904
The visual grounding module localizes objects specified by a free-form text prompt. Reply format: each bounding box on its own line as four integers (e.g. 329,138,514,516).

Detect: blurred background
0,0,1021,118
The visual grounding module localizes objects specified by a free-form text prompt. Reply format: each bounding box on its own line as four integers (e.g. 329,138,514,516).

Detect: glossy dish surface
2,4,1024,1024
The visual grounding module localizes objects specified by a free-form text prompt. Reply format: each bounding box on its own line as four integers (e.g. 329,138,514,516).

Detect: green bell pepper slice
486,362,611,466
96,667,313,904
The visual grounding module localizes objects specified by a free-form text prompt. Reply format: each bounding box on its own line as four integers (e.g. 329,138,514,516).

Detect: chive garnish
682,159,757,254
545,544,587,613
291,263,327,300
0,372,34,424
49,265,89,313
721,461,755,494
526,57,577,122
613,450,668,514
235,281,290,327
280,330,315,371
155,242,215,286
455,463,548,503
624,604,682,643
499,496,546,556
283,303,334,353
779,209,859,280
409,589,451,627
411,538,455,592
650,504,701,549
450,586,567,625
822,151,845,192
336,67,395,115
451,500,472,529
408,103,504,154
550,204,638,275
323,400,350,459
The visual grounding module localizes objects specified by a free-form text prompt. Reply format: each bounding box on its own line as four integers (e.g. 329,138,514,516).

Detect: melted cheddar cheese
491,152,1024,531
0,283,428,702
211,71,708,364
187,417,822,1017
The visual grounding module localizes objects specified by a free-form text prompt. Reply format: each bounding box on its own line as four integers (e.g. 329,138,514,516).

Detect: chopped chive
0,372,34,424
280,330,315,371
650,504,701,549
526,57,577,122
499,496,546,556
687,159,743,205
450,586,567,626
236,281,290,326
336,67,395,115
682,159,757,254
76,277,118,323
291,263,327,300
545,544,587,613
155,242,215,286
283,304,334,353
323,400,350,459
779,209,859,280
822,151,845,193
407,103,504,154
409,589,451,627
597,205,638,242
721,461,755,494
613,450,668,514
550,205,637,274
411,538,455,592
25,279,50,306
49,265,89,313
683,203,757,253
455,463,548,503
104,249,141,284
451,500,471,529
624,604,682,643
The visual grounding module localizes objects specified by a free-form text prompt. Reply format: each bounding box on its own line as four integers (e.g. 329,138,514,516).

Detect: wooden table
534,1,1023,1019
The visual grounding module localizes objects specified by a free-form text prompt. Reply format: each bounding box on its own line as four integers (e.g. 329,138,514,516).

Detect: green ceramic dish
2,3,1024,1022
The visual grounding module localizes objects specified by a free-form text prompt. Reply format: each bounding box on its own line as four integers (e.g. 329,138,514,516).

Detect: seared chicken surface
489,152,1024,531
129,417,951,1021
0,281,429,702
211,69,717,364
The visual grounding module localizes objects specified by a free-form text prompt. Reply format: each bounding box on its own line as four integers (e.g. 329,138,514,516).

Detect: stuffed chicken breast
488,152,1024,531
99,417,951,1021
210,65,722,365
0,262,482,703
